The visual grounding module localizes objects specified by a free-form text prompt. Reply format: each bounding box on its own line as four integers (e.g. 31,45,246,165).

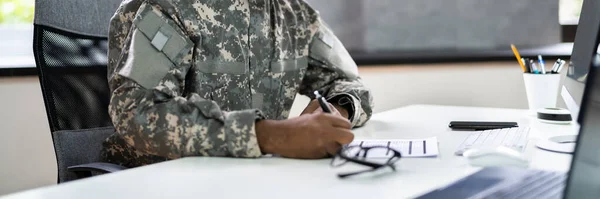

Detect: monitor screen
562,0,600,122
564,54,600,199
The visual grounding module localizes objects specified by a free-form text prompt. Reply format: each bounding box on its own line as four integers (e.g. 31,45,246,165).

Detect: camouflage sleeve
299,15,374,127
106,2,263,159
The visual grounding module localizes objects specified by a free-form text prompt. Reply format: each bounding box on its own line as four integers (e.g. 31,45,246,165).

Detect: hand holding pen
312,91,349,118
254,91,353,159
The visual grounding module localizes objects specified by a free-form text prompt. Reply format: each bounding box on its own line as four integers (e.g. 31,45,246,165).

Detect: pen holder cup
523,73,561,112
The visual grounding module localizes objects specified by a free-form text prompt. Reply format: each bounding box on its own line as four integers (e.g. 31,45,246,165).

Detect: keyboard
416,168,566,199
455,127,530,156
475,170,566,199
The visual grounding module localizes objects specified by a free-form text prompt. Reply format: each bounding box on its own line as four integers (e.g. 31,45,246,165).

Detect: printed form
348,137,439,158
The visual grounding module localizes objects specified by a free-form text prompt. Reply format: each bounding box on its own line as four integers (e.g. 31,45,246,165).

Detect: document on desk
348,137,439,158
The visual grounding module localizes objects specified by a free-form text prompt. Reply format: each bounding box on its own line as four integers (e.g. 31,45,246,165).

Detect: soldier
102,0,374,168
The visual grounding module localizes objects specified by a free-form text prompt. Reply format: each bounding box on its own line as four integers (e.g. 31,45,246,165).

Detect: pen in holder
523,73,561,112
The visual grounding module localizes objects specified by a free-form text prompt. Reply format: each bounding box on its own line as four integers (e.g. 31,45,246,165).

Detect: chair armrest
67,162,128,179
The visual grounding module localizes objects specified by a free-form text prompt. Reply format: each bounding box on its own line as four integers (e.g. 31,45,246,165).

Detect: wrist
255,119,282,154
328,94,354,121
333,104,350,120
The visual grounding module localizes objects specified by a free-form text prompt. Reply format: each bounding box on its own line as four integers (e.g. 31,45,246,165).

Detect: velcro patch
133,4,193,65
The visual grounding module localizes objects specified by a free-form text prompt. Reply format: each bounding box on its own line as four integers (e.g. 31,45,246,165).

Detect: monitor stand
535,135,577,153
537,87,580,153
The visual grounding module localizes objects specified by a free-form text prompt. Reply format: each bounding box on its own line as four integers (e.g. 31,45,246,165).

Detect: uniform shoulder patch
118,3,194,89
133,3,193,65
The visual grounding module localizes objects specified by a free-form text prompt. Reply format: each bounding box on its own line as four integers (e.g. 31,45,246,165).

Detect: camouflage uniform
102,0,374,168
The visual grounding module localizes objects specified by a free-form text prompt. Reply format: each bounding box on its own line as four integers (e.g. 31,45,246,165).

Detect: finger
321,113,352,129
301,99,320,115
327,103,342,116
313,107,323,114
325,142,343,157
313,103,338,115
327,128,355,145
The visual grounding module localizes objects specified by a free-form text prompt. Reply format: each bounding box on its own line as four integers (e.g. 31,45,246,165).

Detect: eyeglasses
330,145,402,178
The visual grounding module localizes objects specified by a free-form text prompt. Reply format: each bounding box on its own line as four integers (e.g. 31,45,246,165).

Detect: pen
314,91,331,113
556,60,567,73
538,55,546,74
524,58,533,73
530,60,539,74
551,59,561,73
511,44,527,73
521,58,531,73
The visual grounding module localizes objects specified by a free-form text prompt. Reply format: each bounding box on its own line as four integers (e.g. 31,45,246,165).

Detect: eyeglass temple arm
342,157,386,168
337,165,396,178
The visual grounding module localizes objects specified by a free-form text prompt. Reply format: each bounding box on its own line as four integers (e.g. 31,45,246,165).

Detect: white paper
348,137,439,158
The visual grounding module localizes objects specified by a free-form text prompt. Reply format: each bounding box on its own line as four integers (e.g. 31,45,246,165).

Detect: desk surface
0,105,577,199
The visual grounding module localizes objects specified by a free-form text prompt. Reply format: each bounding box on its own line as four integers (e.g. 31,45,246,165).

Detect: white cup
523,73,561,112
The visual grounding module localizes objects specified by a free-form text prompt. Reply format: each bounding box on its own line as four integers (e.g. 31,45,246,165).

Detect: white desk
0,105,577,199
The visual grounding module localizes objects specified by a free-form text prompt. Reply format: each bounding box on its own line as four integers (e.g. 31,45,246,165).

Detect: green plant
0,0,34,24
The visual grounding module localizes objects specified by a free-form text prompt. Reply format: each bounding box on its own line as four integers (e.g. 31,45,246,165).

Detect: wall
304,0,560,51
0,62,539,195
0,77,56,195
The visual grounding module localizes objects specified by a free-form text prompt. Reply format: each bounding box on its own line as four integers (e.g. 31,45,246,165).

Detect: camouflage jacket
102,0,374,167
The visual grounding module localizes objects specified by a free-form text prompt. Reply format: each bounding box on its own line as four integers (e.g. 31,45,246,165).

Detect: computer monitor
564,52,600,199
561,0,600,123
537,0,600,153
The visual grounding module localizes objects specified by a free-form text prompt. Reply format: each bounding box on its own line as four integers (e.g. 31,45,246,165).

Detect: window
560,0,584,25
0,0,35,69
306,0,564,58
0,0,34,24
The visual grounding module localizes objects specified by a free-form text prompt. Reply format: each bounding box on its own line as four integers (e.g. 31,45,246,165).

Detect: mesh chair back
33,0,122,183
33,0,121,131
33,25,113,131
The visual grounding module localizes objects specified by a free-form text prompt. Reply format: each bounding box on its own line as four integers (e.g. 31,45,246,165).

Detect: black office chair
32,0,127,183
